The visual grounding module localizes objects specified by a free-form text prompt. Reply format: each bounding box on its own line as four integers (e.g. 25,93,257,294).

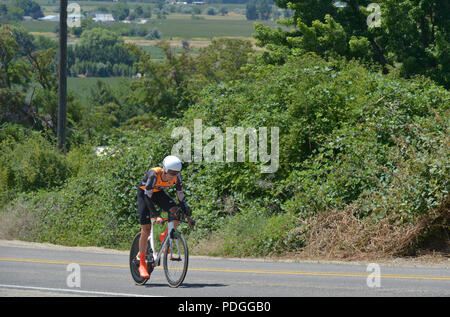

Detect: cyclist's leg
139,224,151,255
154,190,179,227
137,189,153,278
152,191,179,245
137,189,152,252
169,206,180,228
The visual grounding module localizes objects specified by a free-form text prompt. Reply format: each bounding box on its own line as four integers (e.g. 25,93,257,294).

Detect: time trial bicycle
129,209,190,288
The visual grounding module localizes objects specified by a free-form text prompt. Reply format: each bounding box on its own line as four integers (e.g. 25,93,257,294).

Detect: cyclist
137,155,194,279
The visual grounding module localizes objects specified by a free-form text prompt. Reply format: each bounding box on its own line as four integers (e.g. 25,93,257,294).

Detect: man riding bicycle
137,155,194,278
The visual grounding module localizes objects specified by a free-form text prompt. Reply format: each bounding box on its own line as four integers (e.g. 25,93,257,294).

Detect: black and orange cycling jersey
139,167,183,196
137,167,190,223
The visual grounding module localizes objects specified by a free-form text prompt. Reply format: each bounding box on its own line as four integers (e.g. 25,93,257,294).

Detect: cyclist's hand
179,201,191,216
156,216,163,224
186,216,195,228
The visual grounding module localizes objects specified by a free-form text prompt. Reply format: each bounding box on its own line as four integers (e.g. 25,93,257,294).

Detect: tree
129,41,197,118
15,0,44,19
111,1,130,21
258,0,272,20
135,6,144,17
255,0,450,87
0,25,31,124
206,7,216,16
68,28,139,77
0,25,87,136
195,38,254,83
246,0,258,20
219,7,229,16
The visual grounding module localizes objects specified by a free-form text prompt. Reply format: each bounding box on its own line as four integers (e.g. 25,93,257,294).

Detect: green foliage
246,0,273,20
111,1,130,21
68,28,139,77
0,25,32,121
182,53,449,255
195,38,254,83
129,41,195,117
218,209,301,257
0,4,24,22
128,38,253,118
0,126,71,205
0,24,85,148
15,0,43,19
0,22,448,258
0,0,43,22
8,127,176,248
278,64,449,224
257,0,450,88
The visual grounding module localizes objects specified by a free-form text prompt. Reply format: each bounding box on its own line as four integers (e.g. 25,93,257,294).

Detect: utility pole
57,0,68,154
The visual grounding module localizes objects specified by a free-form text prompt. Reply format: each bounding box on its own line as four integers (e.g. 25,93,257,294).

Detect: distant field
68,77,135,103
35,1,249,12
15,1,279,101
21,21,58,33
139,45,200,58
20,15,279,39
144,17,275,39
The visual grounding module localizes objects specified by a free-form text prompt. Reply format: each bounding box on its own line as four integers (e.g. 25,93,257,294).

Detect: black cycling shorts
137,189,177,225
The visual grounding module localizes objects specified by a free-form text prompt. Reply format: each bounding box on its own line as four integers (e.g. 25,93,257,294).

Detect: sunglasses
166,170,179,176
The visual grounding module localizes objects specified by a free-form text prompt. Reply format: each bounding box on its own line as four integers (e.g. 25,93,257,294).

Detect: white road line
0,284,159,297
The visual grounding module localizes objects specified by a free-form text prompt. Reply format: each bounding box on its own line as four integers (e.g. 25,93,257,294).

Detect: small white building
37,14,85,23
38,15,60,21
93,13,115,23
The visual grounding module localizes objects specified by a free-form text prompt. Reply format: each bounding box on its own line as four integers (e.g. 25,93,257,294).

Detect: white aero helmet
162,155,182,173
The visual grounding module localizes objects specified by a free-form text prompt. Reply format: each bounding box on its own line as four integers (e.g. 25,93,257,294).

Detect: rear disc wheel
129,232,152,285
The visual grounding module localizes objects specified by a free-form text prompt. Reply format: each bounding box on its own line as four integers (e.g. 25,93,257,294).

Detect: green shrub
0,128,70,205
2,53,448,258
199,208,302,257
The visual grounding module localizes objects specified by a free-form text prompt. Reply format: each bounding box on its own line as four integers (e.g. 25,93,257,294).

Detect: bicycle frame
148,218,181,267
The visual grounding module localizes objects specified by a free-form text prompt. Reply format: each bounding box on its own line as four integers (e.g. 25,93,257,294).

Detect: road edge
1,239,448,269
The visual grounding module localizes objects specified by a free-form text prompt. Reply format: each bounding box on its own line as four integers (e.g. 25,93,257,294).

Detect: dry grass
190,197,449,261
289,196,449,261
0,198,37,241
190,232,226,256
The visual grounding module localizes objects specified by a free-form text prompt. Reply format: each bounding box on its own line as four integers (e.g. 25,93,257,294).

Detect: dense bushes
0,37,448,257
69,61,138,77
0,125,71,206
179,54,449,256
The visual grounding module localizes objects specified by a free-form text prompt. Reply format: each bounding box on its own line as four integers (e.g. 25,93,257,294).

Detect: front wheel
163,231,189,288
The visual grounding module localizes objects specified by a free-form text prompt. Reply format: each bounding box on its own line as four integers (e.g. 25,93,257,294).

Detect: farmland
7,0,283,99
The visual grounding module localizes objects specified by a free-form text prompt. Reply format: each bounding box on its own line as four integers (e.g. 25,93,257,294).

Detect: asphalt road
0,240,449,297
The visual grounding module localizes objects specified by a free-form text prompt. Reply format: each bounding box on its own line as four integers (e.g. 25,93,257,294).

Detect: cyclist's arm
141,170,163,219
143,169,157,198
175,174,190,216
